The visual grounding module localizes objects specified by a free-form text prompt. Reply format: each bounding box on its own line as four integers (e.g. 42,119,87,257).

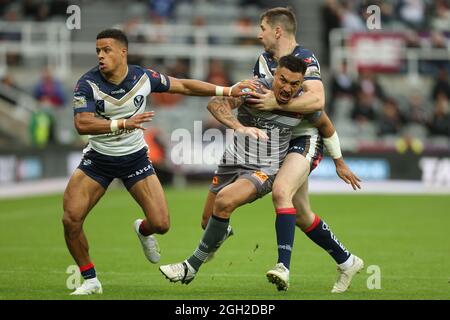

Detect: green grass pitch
0,186,449,300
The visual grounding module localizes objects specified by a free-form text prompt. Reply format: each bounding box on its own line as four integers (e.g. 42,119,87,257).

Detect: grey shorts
209,166,275,199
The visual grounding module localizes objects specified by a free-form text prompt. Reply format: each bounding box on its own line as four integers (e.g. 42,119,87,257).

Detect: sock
303,214,351,264
187,215,229,271
80,262,96,280
338,254,354,270
275,208,297,269
139,220,151,236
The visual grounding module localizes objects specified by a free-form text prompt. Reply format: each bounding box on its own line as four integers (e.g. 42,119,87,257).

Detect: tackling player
246,7,363,293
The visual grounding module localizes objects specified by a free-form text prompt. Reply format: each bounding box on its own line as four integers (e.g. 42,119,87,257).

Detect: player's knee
62,211,83,234
214,192,235,217
271,183,290,207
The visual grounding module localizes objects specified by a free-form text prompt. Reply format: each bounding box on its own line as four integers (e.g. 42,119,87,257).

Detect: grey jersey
219,78,303,175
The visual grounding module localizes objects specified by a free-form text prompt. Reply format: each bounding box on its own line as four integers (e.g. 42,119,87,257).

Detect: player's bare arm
167,77,256,97
207,96,269,141
74,111,155,135
314,112,361,190
246,79,325,113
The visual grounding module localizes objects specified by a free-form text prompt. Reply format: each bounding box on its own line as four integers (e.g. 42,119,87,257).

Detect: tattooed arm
207,96,269,140
206,96,244,130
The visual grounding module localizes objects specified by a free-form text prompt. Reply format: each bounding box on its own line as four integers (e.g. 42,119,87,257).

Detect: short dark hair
278,55,307,75
96,29,128,48
260,7,297,35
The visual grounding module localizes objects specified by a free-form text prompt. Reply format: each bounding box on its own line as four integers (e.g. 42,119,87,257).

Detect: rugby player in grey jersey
195,7,363,293
159,55,310,284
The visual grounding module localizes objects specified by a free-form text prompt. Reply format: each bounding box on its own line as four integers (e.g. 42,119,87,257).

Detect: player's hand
125,111,155,130
229,80,258,97
245,88,281,111
235,126,269,141
335,159,361,190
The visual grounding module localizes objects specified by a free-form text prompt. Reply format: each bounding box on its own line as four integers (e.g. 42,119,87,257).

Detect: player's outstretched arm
246,79,325,113
312,112,361,190
74,111,154,135
207,97,268,141
167,78,256,97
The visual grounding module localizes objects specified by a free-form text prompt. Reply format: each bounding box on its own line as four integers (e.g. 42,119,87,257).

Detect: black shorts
288,135,324,173
77,147,155,190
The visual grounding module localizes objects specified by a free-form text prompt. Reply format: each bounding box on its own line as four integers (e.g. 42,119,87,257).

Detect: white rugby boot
70,278,103,295
331,255,364,293
266,263,290,291
159,260,196,284
134,219,161,264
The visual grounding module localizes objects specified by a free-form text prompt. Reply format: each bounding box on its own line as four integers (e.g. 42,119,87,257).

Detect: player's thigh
63,169,106,224
272,152,310,200
128,174,169,224
201,191,217,228
214,178,257,215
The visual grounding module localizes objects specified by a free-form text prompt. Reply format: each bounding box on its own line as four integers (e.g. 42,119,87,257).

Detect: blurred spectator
351,92,377,123
123,16,147,65
148,0,176,21
396,0,426,30
33,67,66,108
187,15,218,45
235,16,259,46
321,0,342,64
378,97,405,136
340,0,365,32
428,92,450,136
355,69,386,102
206,59,231,87
406,93,428,126
329,61,357,115
0,8,22,65
431,0,450,32
428,31,450,72
431,67,450,101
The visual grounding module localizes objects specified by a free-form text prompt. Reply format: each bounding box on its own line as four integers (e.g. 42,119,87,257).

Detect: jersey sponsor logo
134,95,144,108
73,96,86,109
126,164,153,178
160,74,168,86
95,100,105,113
110,88,125,95
252,171,268,184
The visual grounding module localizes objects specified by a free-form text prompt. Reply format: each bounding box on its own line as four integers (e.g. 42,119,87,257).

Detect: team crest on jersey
134,95,144,108
73,96,86,110
95,100,105,113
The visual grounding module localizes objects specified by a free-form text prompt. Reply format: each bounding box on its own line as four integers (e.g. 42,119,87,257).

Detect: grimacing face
258,17,278,54
272,66,303,105
95,38,127,75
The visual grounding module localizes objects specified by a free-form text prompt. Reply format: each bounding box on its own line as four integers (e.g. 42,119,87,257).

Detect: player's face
96,38,127,74
258,18,277,53
272,67,303,104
